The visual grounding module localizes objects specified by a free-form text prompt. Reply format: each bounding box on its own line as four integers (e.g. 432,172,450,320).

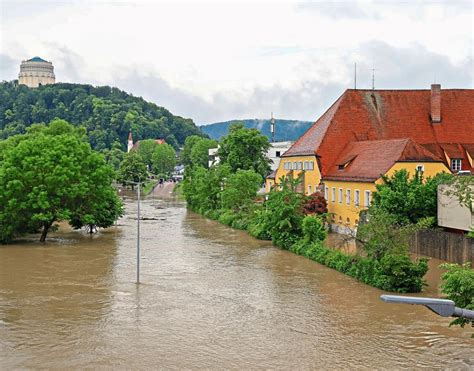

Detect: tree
218,123,271,178
190,138,218,168
440,263,474,336
0,119,123,243
263,175,306,248
221,169,262,211
117,151,148,188
303,191,328,215
151,143,176,176
137,139,158,168
372,169,452,225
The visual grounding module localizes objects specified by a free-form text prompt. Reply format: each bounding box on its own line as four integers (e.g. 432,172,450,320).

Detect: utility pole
354,63,357,90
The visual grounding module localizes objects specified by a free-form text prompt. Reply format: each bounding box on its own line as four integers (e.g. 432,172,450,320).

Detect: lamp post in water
380,295,474,319
123,179,143,284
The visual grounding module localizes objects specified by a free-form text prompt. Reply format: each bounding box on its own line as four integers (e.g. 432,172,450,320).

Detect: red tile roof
283,88,474,175
324,138,444,182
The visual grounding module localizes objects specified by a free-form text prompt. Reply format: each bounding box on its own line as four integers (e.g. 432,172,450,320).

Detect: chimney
431,84,441,123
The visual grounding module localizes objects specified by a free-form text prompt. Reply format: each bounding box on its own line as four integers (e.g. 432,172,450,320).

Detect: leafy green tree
218,123,271,178
190,138,218,168
183,164,231,213
440,263,474,336
372,169,452,225
117,151,148,188
221,169,262,211
263,175,305,248
152,143,176,176
102,141,124,170
0,119,123,243
137,139,158,168
181,135,202,167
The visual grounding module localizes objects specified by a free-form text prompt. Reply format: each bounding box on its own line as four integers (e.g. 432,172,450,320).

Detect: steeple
127,132,134,152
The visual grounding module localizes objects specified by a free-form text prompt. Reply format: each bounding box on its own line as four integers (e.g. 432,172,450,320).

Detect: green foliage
302,215,327,243
357,209,414,261
221,170,262,211
137,139,159,168
0,119,123,243
183,164,231,213
218,123,271,178
0,81,204,150
290,241,428,293
117,151,148,187
102,141,124,170
372,169,453,225
151,143,176,175
440,263,474,335
263,176,305,249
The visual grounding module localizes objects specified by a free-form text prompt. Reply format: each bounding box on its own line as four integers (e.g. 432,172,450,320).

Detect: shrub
440,263,474,335
302,191,328,215
377,254,429,293
302,215,327,243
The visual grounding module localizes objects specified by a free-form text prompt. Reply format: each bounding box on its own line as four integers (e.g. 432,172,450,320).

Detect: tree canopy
0,81,205,151
117,151,148,187
0,119,123,243
152,143,176,176
217,123,271,178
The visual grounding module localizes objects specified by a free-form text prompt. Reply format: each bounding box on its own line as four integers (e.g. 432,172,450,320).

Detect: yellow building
321,139,449,233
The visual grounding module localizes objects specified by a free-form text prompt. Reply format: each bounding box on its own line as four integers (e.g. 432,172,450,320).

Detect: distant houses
267,84,474,233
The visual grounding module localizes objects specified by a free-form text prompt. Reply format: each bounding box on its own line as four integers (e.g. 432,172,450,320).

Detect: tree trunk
39,219,54,243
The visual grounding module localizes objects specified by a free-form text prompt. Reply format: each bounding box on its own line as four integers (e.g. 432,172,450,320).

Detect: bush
290,240,427,293
302,215,327,243
302,191,328,215
440,263,474,335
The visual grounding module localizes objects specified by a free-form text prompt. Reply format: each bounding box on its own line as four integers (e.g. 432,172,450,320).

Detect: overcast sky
0,0,472,124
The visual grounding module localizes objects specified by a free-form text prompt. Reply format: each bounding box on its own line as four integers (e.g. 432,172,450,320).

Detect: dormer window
451,159,462,172
337,155,356,171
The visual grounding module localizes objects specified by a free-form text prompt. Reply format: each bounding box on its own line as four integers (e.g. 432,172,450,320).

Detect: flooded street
0,187,473,369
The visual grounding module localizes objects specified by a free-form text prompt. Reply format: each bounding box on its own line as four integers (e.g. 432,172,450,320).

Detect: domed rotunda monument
18,56,56,88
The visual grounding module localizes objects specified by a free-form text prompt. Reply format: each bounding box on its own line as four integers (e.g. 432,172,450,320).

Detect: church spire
127,132,133,153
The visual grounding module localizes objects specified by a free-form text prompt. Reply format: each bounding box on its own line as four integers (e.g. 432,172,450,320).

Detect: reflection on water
0,193,473,369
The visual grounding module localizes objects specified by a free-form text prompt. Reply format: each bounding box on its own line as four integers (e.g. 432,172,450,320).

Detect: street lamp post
380,295,474,319
136,181,140,284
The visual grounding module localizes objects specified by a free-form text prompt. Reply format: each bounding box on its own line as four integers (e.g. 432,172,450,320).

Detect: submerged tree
0,119,123,243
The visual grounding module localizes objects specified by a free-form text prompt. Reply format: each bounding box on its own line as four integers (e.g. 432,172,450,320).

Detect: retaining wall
410,229,473,265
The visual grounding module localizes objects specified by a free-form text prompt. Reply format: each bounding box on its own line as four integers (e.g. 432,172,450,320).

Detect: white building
438,183,474,232
18,57,55,88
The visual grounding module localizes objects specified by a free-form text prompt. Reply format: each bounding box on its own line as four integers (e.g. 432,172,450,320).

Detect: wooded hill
0,81,204,150
200,119,313,142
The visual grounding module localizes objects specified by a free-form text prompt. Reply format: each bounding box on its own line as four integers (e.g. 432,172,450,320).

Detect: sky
0,0,472,125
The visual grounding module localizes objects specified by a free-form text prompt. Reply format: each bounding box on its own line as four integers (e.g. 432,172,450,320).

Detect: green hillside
200,119,313,142
0,81,204,150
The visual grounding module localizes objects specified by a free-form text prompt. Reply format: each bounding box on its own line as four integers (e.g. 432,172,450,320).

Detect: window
365,190,371,207
338,188,343,204
451,159,462,172
276,151,281,157
354,190,360,207
283,162,290,170
346,189,351,205
332,187,336,202
299,161,303,170
416,164,424,173
324,186,329,200
304,161,314,170
308,185,312,194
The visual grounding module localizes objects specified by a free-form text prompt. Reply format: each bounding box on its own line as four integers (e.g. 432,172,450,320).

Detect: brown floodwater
0,187,473,369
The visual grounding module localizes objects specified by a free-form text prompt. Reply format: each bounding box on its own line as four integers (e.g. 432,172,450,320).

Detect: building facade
18,57,55,88
269,84,473,233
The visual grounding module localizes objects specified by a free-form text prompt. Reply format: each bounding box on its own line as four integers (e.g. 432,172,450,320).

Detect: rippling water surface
0,190,473,369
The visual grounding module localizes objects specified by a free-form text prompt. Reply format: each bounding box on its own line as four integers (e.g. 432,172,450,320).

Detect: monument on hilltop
18,56,56,88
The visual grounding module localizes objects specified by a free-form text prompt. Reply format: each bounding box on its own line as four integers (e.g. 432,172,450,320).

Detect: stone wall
410,229,473,264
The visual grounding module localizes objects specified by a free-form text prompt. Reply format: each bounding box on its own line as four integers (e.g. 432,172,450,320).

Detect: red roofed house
269,84,473,233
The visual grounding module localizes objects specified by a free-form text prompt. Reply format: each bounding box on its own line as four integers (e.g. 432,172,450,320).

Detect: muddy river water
0,188,473,369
